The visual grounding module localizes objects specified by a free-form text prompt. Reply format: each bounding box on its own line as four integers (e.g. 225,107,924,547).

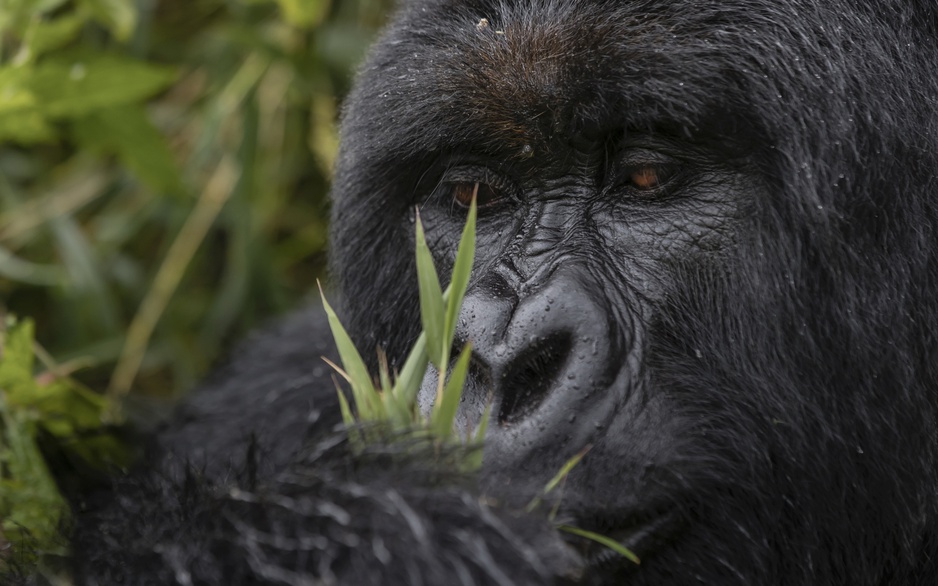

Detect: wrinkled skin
69,1,938,585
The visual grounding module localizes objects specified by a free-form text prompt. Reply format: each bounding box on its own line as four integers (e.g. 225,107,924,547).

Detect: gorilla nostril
497,334,572,425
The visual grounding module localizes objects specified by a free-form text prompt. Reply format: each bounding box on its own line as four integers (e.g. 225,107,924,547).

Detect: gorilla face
330,0,938,583
411,112,758,561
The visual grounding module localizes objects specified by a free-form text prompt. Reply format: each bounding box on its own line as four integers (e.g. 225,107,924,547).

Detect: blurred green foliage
0,0,393,403
0,2,392,573
0,315,132,576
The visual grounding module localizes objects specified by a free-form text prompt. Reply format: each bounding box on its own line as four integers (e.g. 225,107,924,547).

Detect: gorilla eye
628,166,664,191
452,181,502,209
615,149,681,196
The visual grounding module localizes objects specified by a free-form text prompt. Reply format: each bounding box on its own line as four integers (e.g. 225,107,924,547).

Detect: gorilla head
329,0,938,583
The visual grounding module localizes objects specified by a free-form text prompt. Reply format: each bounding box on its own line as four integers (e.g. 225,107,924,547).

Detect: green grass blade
318,282,376,419
334,377,356,427
382,391,410,429
383,394,406,426
333,379,362,450
543,447,589,495
432,343,472,439
392,331,429,410
378,350,392,392
369,387,388,422
471,401,491,445
557,525,641,565
466,402,492,470
444,197,477,348
415,211,445,368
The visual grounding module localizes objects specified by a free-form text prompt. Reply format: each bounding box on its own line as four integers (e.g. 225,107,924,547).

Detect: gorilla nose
426,268,624,464
493,330,573,425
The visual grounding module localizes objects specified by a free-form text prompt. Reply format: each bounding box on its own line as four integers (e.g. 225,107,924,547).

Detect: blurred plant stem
108,156,237,405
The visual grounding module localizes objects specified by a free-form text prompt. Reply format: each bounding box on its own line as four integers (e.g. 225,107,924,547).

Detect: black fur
71,1,938,585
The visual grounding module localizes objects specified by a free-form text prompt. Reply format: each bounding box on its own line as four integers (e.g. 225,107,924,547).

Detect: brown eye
452,181,501,208
628,166,663,191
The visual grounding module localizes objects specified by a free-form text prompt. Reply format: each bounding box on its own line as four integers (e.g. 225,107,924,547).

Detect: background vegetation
0,0,391,575
1,0,391,400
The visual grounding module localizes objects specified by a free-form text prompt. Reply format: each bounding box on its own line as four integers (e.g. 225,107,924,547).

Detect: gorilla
68,0,938,585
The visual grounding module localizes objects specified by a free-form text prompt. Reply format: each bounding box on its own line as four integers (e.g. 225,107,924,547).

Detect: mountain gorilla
70,1,938,585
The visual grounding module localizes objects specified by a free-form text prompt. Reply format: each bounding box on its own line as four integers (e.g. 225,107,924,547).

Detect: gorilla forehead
371,1,748,155
348,0,924,164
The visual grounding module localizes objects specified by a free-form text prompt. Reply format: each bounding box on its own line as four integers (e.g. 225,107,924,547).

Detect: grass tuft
320,197,479,448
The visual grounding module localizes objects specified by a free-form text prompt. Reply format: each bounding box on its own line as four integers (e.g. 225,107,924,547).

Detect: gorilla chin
70,1,938,585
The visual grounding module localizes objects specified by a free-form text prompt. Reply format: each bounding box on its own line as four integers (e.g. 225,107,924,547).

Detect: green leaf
382,387,410,430
0,409,68,557
28,54,176,119
0,319,36,395
26,13,85,57
318,284,377,419
0,0,68,34
443,197,477,350
415,211,445,368
79,0,137,40
0,67,55,143
276,0,331,28
0,109,55,143
0,317,72,563
335,387,362,449
71,105,185,196
32,378,108,435
335,381,355,427
557,525,641,565
378,352,392,393
432,343,472,439
391,331,429,410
